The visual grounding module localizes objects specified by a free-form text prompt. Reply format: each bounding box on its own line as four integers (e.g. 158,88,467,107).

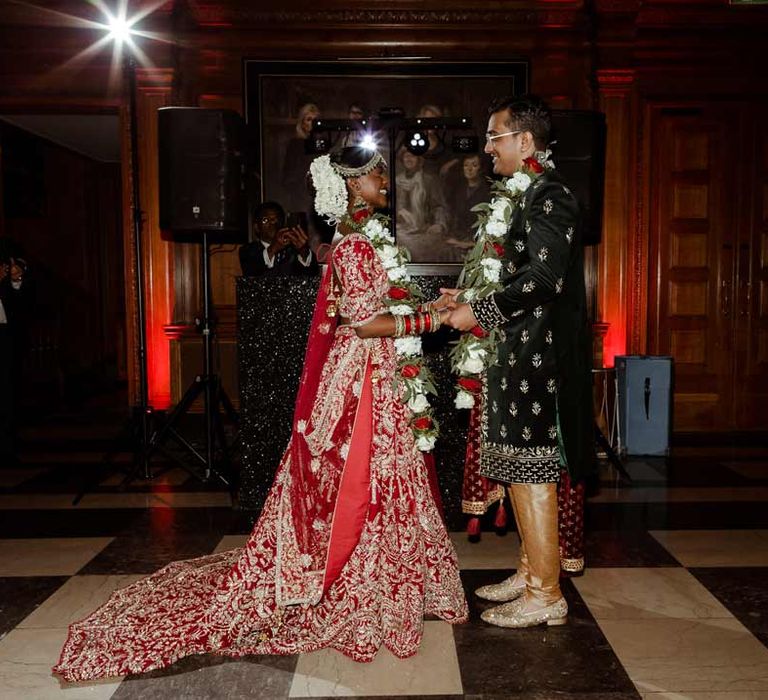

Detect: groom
443,95,595,628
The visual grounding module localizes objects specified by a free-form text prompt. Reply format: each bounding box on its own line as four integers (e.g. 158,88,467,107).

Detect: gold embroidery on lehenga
53,232,468,683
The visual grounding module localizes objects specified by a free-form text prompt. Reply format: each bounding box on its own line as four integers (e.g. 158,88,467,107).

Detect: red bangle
422,312,431,332
404,316,412,335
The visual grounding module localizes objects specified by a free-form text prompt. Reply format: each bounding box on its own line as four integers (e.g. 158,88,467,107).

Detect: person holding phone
239,201,318,277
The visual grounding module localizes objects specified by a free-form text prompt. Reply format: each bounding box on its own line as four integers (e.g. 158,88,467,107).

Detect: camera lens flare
359,133,378,151
108,14,134,43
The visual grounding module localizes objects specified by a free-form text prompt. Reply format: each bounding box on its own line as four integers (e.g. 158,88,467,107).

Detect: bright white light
108,14,133,43
359,133,377,151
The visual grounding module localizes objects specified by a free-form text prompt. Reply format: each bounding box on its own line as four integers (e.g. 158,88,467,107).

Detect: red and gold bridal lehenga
54,232,468,682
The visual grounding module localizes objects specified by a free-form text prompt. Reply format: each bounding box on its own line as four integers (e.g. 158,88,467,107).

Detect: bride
54,146,468,682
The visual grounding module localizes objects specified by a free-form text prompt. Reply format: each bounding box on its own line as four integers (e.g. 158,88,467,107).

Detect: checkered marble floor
1,421,768,699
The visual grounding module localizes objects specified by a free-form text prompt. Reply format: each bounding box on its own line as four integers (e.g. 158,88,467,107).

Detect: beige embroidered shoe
481,596,568,628
474,575,527,603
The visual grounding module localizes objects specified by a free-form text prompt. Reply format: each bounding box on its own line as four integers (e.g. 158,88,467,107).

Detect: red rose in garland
470,325,489,338
400,364,420,378
388,286,409,300
352,208,371,223
458,377,482,393
412,416,433,430
523,156,544,173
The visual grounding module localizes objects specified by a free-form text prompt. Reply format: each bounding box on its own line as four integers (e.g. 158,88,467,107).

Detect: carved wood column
122,67,175,409
596,69,636,364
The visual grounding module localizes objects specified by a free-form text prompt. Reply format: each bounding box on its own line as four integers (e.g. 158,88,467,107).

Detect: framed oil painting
243,60,528,271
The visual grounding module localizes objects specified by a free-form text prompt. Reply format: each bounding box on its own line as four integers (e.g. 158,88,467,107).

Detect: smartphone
286,211,308,230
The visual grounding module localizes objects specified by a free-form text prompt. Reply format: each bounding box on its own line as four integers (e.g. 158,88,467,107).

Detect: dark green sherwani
470,171,595,484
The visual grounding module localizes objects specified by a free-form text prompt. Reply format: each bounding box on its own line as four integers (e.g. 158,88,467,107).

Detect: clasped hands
430,288,480,332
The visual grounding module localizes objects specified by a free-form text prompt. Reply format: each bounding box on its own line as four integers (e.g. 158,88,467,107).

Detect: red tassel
467,517,481,537
494,502,507,529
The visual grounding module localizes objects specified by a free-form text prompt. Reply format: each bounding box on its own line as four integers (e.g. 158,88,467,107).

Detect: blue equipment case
615,355,673,456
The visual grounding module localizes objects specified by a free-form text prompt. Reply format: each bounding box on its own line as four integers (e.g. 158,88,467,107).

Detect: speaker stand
145,232,238,486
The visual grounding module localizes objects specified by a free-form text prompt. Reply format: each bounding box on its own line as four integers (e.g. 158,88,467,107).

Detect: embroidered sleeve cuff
470,295,508,331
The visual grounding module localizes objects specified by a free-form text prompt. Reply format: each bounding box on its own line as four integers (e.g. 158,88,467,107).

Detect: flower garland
341,207,440,451
309,151,440,451
450,151,554,409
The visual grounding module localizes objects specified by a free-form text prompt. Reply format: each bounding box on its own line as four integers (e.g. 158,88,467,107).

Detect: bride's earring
350,182,366,209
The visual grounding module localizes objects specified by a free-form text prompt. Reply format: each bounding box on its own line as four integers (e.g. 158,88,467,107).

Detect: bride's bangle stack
394,309,442,337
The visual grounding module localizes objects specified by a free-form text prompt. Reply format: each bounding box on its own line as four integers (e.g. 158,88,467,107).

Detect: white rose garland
343,211,440,451
449,151,555,408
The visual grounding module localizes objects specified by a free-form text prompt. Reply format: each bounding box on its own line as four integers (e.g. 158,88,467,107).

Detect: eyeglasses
485,130,522,143
258,216,279,225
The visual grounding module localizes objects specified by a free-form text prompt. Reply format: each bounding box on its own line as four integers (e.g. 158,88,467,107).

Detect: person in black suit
0,236,29,464
238,201,319,277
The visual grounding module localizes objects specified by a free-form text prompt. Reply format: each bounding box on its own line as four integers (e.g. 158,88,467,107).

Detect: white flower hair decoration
309,155,348,223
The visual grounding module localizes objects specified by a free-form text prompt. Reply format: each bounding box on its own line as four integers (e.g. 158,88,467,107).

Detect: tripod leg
595,424,632,481
219,387,239,424
146,378,204,459
207,376,231,487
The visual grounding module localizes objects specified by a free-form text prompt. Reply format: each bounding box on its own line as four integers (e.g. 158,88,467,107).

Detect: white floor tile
599,617,768,694
574,568,732,620
0,539,113,576
289,621,462,697
0,628,122,699
19,575,143,630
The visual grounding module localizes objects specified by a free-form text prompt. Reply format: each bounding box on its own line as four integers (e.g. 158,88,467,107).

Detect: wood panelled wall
0,121,124,403
1,0,767,430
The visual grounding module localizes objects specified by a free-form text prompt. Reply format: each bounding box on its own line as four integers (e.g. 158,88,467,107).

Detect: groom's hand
446,303,479,332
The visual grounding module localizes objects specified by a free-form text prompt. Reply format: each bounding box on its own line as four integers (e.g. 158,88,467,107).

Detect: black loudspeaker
158,107,247,237
550,110,607,246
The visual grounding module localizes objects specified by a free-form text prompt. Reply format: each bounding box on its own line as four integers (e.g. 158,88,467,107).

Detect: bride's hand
431,288,462,311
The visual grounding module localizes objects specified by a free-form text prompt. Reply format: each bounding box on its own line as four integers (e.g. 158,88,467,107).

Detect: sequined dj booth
236,274,468,528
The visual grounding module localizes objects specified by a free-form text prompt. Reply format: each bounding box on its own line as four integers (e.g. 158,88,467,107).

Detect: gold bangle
431,308,441,332
394,314,405,338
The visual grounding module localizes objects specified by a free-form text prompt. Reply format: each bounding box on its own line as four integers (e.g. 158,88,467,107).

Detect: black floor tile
79,532,225,575
0,576,68,638
587,501,768,530
112,653,297,699
470,694,640,699
0,508,145,538
690,567,768,648
454,571,638,698
585,530,681,568
126,506,256,536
